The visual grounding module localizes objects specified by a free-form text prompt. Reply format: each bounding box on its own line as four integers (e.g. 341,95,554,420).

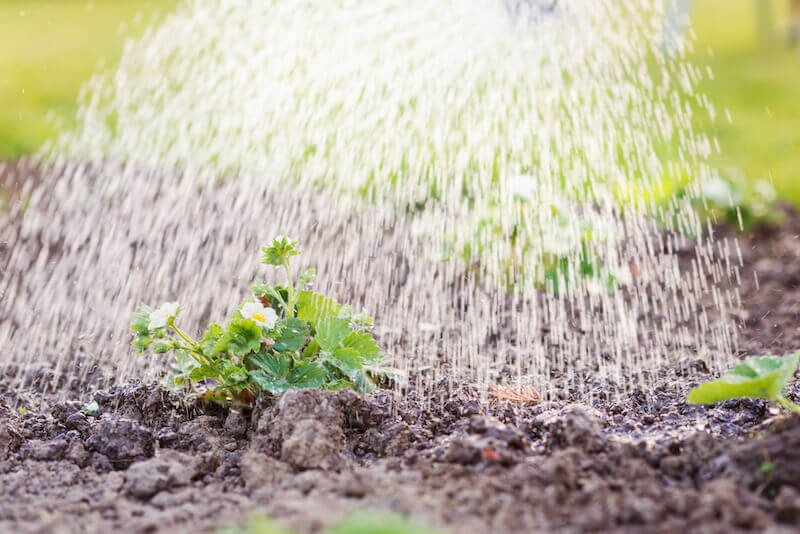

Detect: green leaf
221,363,249,385
226,319,263,355
152,342,171,354
353,371,378,394
247,351,291,379
323,346,363,379
273,317,310,352
301,338,320,360
287,361,327,388
200,323,226,357
189,361,222,382
130,304,153,334
688,353,800,404
262,236,299,266
297,291,341,327
249,370,291,395
342,330,382,362
315,317,351,352
131,334,153,353
172,350,198,374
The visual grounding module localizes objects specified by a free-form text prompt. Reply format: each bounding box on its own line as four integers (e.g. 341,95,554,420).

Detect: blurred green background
1,0,798,205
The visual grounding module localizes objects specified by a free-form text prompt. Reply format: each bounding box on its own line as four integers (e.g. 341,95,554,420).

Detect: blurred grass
0,0,798,206
0,0,173,157
689,0,800,205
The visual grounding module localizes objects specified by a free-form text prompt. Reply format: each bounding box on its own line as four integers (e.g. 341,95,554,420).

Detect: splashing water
1,0,741,402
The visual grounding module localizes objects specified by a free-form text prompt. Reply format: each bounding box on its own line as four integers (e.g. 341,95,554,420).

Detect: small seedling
18,407,27,416
687,352,800,415
759,461,775,474
81,400,100,416
130,237,389,404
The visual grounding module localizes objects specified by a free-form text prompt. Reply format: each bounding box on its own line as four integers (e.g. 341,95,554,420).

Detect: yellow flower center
253,313,266,323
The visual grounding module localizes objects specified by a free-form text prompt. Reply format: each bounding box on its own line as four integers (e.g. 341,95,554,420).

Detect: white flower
241,301,278,329
148,301,180,330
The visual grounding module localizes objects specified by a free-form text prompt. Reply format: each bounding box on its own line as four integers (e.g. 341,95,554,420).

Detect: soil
2,207,800,533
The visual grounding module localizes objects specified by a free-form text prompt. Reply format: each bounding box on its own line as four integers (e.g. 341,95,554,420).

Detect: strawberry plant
130,236,387,404
687,352,800,415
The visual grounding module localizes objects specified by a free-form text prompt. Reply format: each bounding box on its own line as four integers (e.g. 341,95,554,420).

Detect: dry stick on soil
488,384,541,404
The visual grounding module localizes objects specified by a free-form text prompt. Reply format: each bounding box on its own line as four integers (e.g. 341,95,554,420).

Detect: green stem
170,323,210,366
267,286,289,316
284,259,296,317
171,323,196,346
777,396,800,415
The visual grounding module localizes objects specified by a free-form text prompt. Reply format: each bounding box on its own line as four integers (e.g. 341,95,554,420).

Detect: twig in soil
488,384,541,404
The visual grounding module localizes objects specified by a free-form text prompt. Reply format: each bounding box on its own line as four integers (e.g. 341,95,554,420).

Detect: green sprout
687,352,800,415
219,511,443,534
130,237,390,405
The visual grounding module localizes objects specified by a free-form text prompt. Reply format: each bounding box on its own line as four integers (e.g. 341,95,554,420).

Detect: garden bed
2,208,800,533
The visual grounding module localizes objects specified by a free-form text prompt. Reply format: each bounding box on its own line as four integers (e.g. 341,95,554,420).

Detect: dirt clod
87,417,154,468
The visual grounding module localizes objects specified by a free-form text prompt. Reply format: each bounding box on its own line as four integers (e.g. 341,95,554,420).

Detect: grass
689,0,800,204
0,0,173,157
0,0,798,205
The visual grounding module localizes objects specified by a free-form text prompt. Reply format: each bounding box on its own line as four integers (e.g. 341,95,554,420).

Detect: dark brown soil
2,208,800,534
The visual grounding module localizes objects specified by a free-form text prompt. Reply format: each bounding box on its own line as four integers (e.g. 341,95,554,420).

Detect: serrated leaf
247,351,291,379
226,318,263,355
189,361,222,382
131,334,153,353
249,370,291,395
341,330,382,361
315,317,351,352
301,338,320,360
688,353,800,404
297,291,341,327
273,317,310,352
200,323,226,357
287,361,327,388
323,346,362,380
221,363,249,384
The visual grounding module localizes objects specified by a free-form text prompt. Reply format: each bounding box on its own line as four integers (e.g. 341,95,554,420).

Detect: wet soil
2,208,800,533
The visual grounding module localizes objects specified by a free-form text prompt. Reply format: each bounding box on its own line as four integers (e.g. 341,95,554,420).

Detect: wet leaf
200,323,226,357
688,353,800,404
273,317,310,352
130,303,153,334
247,351,291,379
189,361,222,382
287,361,327,388
249,370,290,395
342,330,381,362
323,346,362,380
297,291,341,327
131,334,153,353
315,317,351,352
226,318,263,355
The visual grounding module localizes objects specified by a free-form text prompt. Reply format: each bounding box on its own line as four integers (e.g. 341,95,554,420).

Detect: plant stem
170,324,211,366
284,259,296,317
267,286,289,315
777,396,800,415
171,323,196,346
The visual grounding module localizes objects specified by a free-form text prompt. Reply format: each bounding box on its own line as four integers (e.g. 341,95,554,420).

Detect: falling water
0,0,741,402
